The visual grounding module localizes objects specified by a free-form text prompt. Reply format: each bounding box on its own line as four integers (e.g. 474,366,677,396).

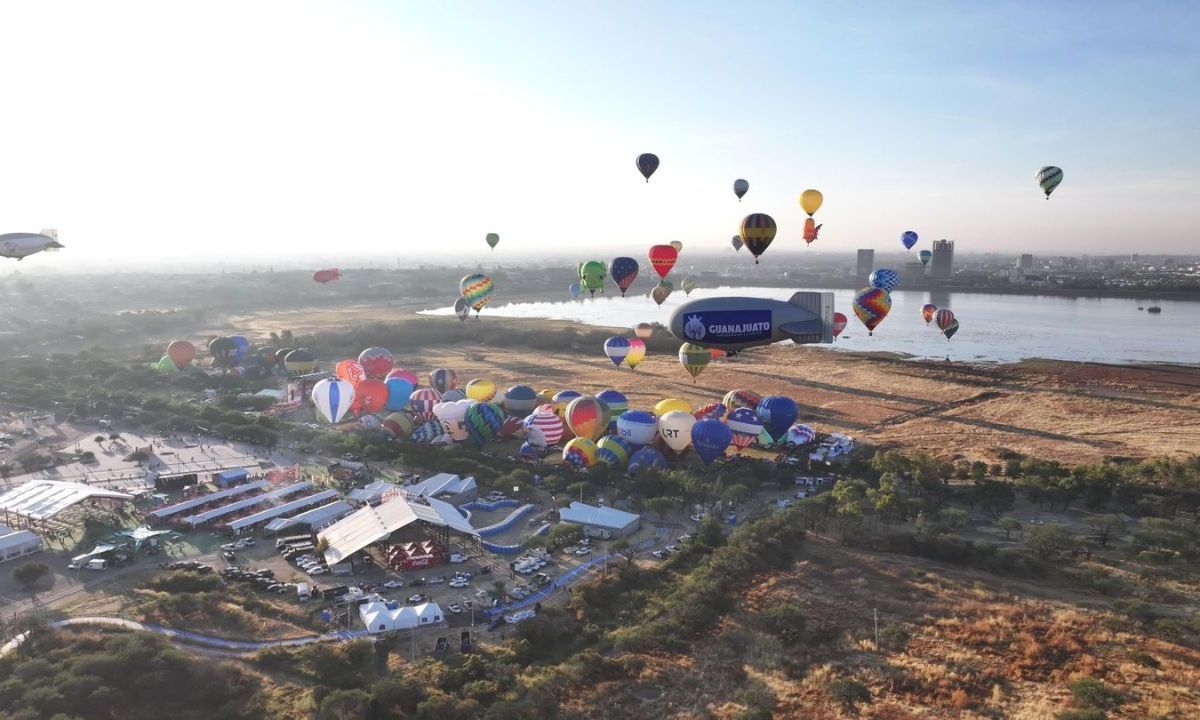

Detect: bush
1056,710,1107,720
1068,677,1123,710
144,571,221,594
827,678,871,711
1128,651,1160,668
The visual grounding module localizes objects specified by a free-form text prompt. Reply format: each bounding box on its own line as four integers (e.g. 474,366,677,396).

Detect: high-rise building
1018,254,1034,270
903,262,927,284
930,239,955,280
856,249,874,283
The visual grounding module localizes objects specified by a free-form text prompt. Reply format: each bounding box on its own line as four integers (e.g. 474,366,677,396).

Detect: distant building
558,502,640,539
406,473,478,505
902,262,926,284
930,239,955,280
856,249,875,284
1018,254,1034,270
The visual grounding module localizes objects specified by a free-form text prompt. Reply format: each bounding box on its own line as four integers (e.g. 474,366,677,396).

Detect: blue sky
1,0,1197,265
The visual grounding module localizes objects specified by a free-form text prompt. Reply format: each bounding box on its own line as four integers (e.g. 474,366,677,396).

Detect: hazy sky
1,0,1197,267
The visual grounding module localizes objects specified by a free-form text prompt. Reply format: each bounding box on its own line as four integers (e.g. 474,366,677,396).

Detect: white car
427,576,446,585
308,567,328,576
448,603,463,614
449,579,468,589
690,514,707,523
574,548,591,556
383,580,405,589
408,594,426,604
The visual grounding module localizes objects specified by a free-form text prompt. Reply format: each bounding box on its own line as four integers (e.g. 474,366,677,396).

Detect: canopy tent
264,500,354,533
0,481,132,522
227,489,340,532
150,480,268,519
319,494,478,566
116,526,172,551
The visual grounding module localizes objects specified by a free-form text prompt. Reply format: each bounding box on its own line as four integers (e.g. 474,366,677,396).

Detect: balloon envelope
465,402,505,447
283,348,317,375
832,312,848,338
579,260,607,295
312,379,355,423
429,368,457,394
799,189,823,216
454,297,470,321
610,257,639,296
616,410,657,448
628,447,668,472
565,396,609,441
634,322,654,339
409,388,442,422
785,424,816,446
921,304,938,324
647,245,678,279
166,340,196,369
731,235,743,252
387,368,419,387
726,407,763,451
596,435,631,469
385,377,415,412
460,274,494,312
678,342,711,381
313,268,341,284
919,249,932,267
651,282,673,306
757,395,799,442
465,378,497,402
1037,166,1063,198
739,213,777,263
502,385,539,416
722,389,762,413
901,231,919,250
733,178,749,200
636,153,659,182
658,410,695,453
869,268,900,293
354,379,389,415
943,319,960,340
382,412,415,439
596,389,628,421
935,308,957,331
563,437,598,467
852,287,892,335
485,232,500,249
604,336,631,367
625,339,647,369
336,360,366,385
523,410,565,448
692,418,733,464
569,282,582,300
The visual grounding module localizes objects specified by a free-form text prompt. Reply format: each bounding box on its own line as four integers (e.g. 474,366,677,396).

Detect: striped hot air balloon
722,389,762,413
739,213,777,264
1036,166,1063,199
408,388,442,422
523,410,565,448
852,287,892,336
935,308,957,331
429,368,457,394
459,273,494,313
565,396,608,441
603,336,631,367
678,343,711,382
610,257,639,296
563,438,598,467
726,407,763,452
311,379,355,424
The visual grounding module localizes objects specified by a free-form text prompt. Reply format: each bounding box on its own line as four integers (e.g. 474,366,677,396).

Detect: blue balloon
519,441,543,460
569,282,582,300
869,268,900,293
901,230,918,250
385,377,415,412
228,335,250,364
628,446,668,472
691,418,732,465
616,410,657,448
756,395,799,443
597,389,628,431
502,385,539,416
442,388,467,402
610,256,640,296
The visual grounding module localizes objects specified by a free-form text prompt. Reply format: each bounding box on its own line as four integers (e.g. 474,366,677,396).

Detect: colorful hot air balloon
609,256,639,296
313,268,341,284
733,178,749,201
654,397,692,416
385,376,415,412
519,441,543,460
636,153,659,182
166,340,196,370
411,418,444,444
648,244,678,279
595,436,631,469
616,410,657,448
499,415,524,439
799,189,823,216
442,389,467,402
739,213,777,264
919,249,932,267
692,418,732,464
651,282,673,306
454,298,470,321
228,336,250,364
435,399,476,442
336,359,367,386
465,402,504,447
785,424,816,446
485,232,500,250
757,395,799,443
634,322,654,339
311,379,355,423
852,288,892,336
726,407,763,452
628,447,668,473
501,385,538,416
901,230,919,251
579,260,607,297
596,389,628,423
934,308,957,331
802,217,822,246
869,268,900,293
153,355,176,373
681,277,696,296
408,388,442,422
669,240,683,254
460,274,494,313
429,368,457,393
563,437,598,467
832,312,848,339
693,402,726,421
382,412,415,439
523,409,565,448
1037,166,1063,199
357,347,394,379
731,235,743,252
283,348,317,375
921,304,938,325
625,339,647,370
353,379,389,415
657,411,695,454
552,390,582,419
569,282,582,300
565,396,608,441
387,368,419,387
466,378,497,402
678,343,711,382
603,336,631,367
943,319,960,341
722,389,761,413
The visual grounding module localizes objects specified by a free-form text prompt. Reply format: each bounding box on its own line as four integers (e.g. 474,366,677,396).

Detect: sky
1,0,1197,269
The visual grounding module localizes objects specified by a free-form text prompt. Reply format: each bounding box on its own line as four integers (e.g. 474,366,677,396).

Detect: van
448,553,466,564
85,559,108,570
297,583,311,602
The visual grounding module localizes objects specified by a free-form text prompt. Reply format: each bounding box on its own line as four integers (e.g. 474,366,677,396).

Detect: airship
668,291,834,353
0,230,63,260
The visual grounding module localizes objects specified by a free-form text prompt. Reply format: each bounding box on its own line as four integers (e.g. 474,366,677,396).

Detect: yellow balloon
465,378,496,402
537,388,555,404
654,397,693,416
669,240,683,253
799,189,823,216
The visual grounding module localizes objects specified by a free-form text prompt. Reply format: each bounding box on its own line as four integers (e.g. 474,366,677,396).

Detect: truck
297,583,312,602
85,559,108,570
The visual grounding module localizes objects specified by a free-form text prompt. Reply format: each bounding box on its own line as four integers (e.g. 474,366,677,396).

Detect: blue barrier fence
459,498,520,513
477,504,535,538
485,554,617,618
480,522,552,555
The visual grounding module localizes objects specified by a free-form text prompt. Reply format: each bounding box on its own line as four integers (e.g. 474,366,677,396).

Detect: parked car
449,578,468,589
408,594,426,604
222,551,236,562
383,580,405,589
447,603,463,614
651,550,667,559
427,576,446,585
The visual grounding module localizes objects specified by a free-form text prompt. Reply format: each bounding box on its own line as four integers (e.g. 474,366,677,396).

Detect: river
421,287,1194,365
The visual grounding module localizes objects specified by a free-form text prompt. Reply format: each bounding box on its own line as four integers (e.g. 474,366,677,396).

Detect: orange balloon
353,379,388,414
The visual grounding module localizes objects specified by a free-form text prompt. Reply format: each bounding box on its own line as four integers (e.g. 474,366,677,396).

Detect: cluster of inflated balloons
156,336,319,378
921,304,961,341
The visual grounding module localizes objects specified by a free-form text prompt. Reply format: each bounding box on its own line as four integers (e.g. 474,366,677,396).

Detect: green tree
1086,514,1125,549
546,523,582,549
1025,524,1075,560
997,517,1023,540
970,461,988,482
827,678,871,711
318,689,371,720
12,562,51,596
609,538,636,565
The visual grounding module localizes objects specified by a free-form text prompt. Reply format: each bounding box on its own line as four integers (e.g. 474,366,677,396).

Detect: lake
421,287,1195,365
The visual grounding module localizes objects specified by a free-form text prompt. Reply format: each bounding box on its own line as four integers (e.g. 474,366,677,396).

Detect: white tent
359,601,444,633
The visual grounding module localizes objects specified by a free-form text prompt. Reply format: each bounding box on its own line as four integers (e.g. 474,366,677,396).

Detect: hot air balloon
722,389,761,413
442,389,467,402
733,178,749,201
501,385,538,416
917,250,933,269
524,409,565,448
739,213,777,264
429,368,458,394
802,217,822,246
273,347,293,369
943,320,960,341
678,343,711,382
465,402,504,447
609,256,639,296
454,298,470,321
596,436,631,469
901,230,919,251
409,388,442,422
336,359,367,386
832,312,848,339
692,418,732,464
434,399,476,442
616,410,657,448
934,308,956,331
565,396,608,441
579,260,607,297
869,268,900,293
651,282,673,306
657,410,695,453
485,232,500,250
313,269,341,284
312,379,355,423
385,376,415,412
499,415,524,439
785,424,816,446
726,407,763,452
731,235,743,252
519,441,543,460
552,390,582,420
283,348,317,375
228,336,250,364
681,277,696,296
596,389,628,425
153,356,176,373
852,287,892,336
603,336,631,367
654,397,692,416
465,378,497,402
634,322,654,339
636,153,659,182
625,339,647,370
382,412,415,439
921,304,937,325
1037,166,1063,199
648,244,678,279
411,419,444,444
460,273,494,314
628,447,668,473
258,346,278,370
568,282,582,301
357,347,394,379
799,189,823,216
387,368,419,387
669,240,683,254
693,402,726,421
757,395,799,443
353,379,389,415
563,438,598,467
166,340,196,370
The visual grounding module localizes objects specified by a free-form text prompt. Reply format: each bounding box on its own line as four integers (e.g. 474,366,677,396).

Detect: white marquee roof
0,481,132,521
319,495,477,566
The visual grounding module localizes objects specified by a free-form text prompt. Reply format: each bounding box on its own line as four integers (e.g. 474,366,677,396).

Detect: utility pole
873,608,879,648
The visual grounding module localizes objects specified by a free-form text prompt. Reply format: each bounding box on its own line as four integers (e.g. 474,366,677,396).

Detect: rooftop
558,502,640,530
0,481,133,521
319,494,478,566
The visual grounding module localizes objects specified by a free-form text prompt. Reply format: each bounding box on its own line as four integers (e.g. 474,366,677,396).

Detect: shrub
1056,710,1107,720
1128,651,1160,668
827,678,871,711
1068,677,1123,710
